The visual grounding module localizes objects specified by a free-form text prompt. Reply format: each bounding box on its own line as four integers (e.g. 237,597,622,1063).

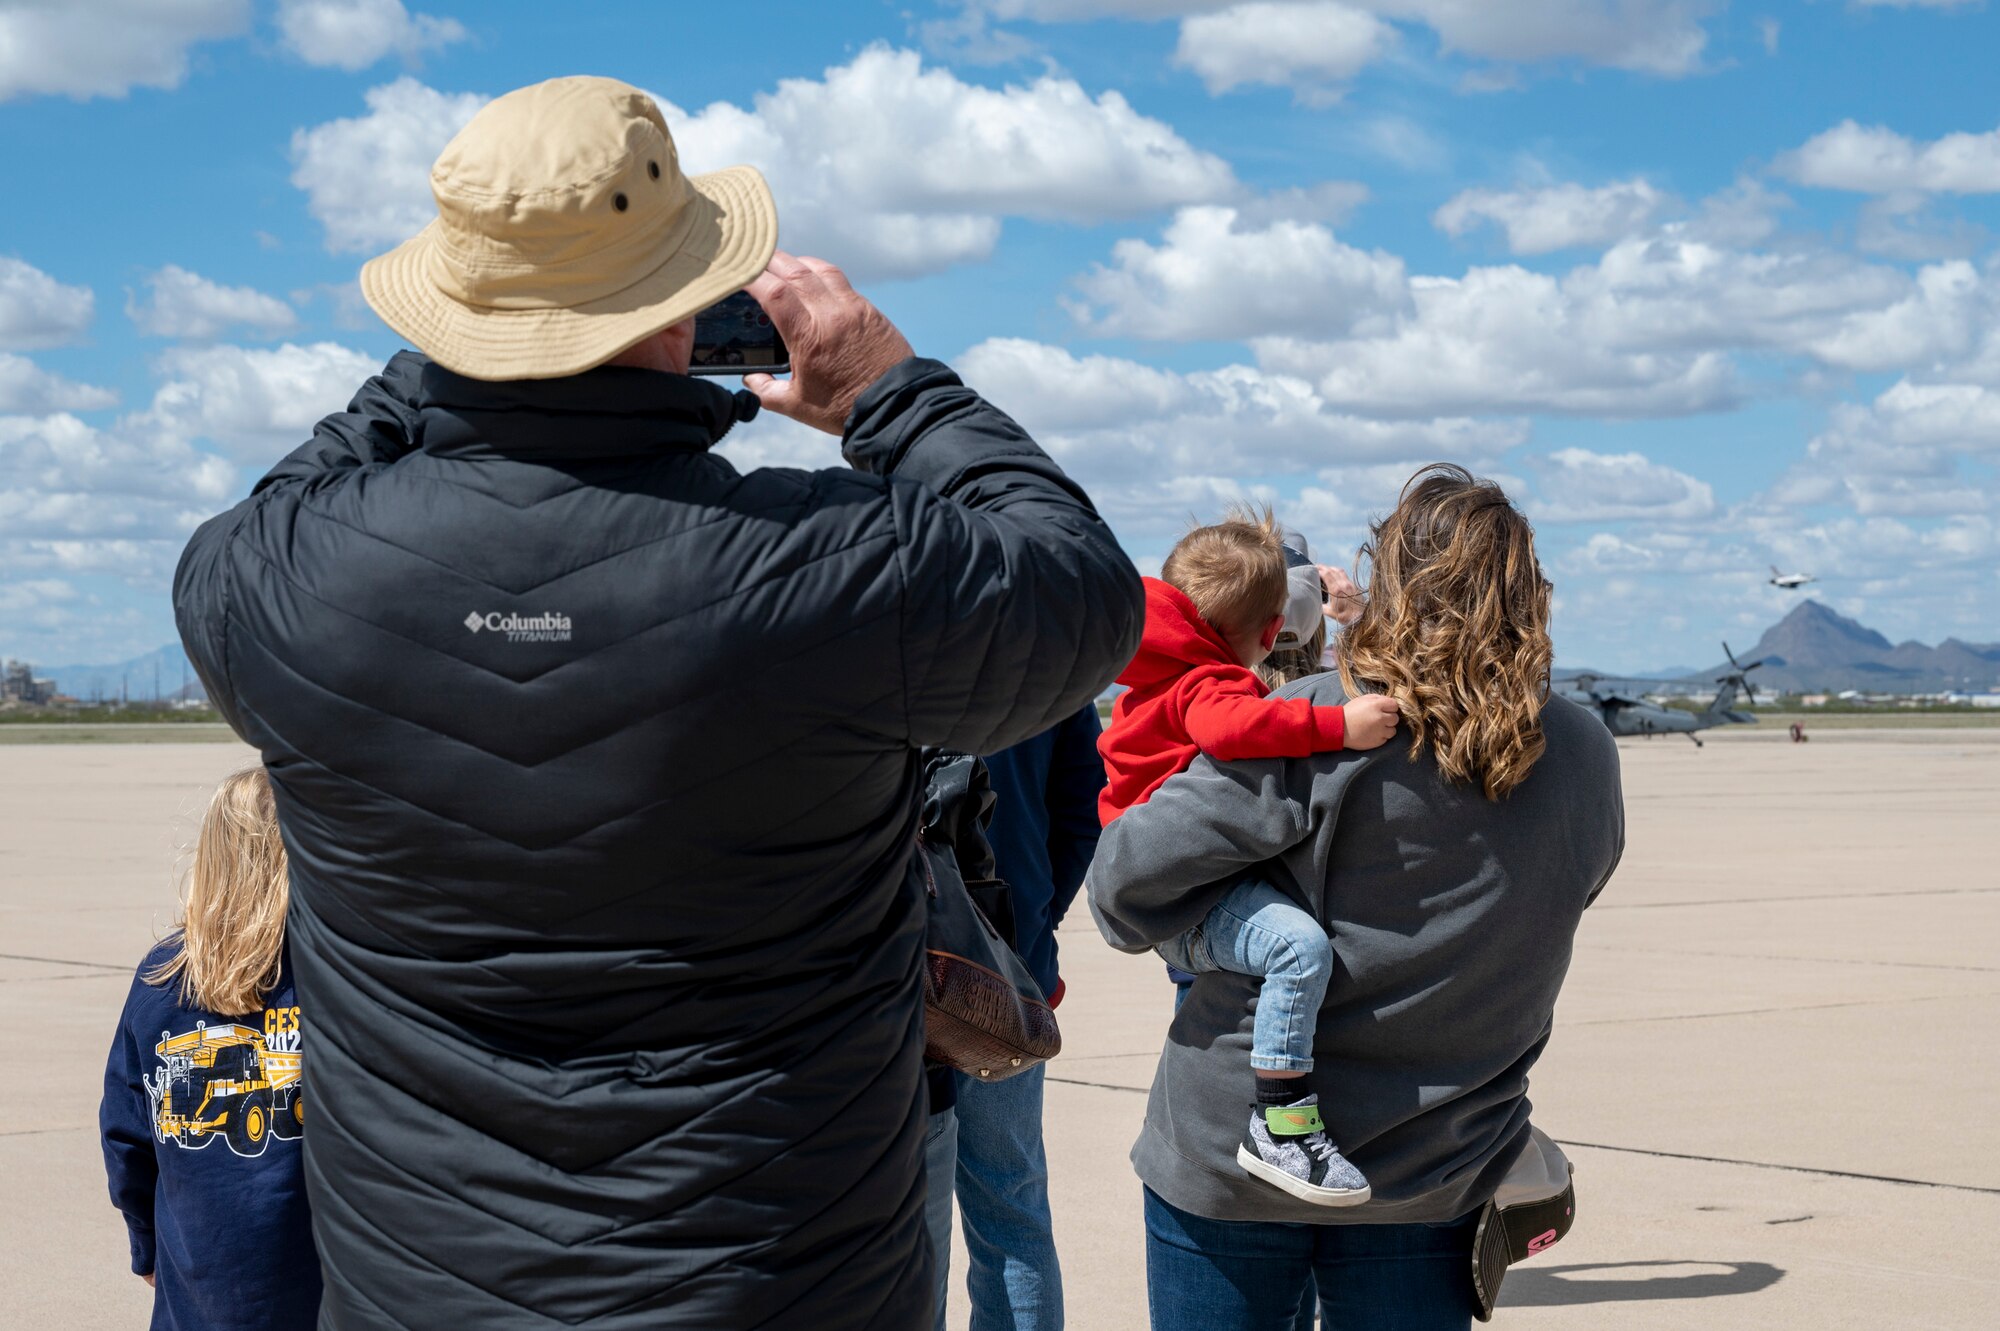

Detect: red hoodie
1098,578,1347,825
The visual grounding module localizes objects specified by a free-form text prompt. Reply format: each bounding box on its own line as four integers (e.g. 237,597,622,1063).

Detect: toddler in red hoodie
1100,511,1399,1206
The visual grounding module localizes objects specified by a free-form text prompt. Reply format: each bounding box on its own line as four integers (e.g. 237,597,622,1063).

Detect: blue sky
3,0,1999,678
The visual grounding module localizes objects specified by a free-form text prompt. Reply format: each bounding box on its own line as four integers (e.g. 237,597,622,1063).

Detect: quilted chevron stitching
236,517,901,692
306,943,922,1265
293,464,854,598
242,634,907,866
238,585,902,781
399,450,794,514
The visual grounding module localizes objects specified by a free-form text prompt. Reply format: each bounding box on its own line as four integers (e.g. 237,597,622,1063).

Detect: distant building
1,659,57,706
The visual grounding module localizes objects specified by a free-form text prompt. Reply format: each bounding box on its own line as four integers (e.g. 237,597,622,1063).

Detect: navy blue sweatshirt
100,941,320,1330
982,704,1107,1002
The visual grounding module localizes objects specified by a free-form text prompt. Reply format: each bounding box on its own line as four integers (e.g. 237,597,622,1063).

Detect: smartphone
688,291,788,376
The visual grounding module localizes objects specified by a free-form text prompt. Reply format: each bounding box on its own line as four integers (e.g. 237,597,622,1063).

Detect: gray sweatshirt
1088,676,1623,1224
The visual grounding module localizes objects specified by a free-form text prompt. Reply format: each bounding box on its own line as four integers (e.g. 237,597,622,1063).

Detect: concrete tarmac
4,729,1995,1328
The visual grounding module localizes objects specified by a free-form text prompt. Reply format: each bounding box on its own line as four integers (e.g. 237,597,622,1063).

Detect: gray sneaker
1237,1094,1371,1207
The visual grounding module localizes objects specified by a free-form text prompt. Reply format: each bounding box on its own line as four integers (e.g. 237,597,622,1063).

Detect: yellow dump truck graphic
146,1020,303,1157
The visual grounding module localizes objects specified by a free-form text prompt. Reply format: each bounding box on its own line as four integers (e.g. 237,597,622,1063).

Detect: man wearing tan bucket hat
173,75,1142,1330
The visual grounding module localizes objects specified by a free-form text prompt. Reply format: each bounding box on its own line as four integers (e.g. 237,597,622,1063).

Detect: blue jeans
1157,879,1331,1073
953,1064,1064,1330
1144,1187,1479,1331
926,1107,959,1331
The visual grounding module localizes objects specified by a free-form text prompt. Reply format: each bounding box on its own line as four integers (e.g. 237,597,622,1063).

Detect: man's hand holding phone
742,251,914,436
1319,564,1365,627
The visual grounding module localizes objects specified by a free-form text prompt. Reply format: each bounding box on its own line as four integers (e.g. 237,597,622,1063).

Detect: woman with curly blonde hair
1091,464,1623,1331
1338,463,1554,801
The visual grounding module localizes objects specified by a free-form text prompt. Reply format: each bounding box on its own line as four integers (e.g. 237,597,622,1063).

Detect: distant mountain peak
1696,599,1995,692
1767,599,1893,651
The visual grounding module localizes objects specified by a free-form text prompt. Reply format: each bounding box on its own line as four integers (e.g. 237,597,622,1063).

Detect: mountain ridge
16,644,206,703
1690,601,2000,694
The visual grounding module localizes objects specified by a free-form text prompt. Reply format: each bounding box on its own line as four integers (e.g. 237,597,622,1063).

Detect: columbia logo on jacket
463,611,572,642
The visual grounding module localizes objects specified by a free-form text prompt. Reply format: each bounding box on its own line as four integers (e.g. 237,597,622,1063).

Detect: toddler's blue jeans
1156,878,1331,1074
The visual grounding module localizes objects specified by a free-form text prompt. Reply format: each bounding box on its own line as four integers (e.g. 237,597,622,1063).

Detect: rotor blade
1723,641,1741,670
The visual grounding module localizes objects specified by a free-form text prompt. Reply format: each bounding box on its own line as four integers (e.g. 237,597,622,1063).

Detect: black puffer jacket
173,352,1141,1330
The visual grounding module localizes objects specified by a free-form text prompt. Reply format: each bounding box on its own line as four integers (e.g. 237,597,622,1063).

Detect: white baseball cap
1275,529,1325,648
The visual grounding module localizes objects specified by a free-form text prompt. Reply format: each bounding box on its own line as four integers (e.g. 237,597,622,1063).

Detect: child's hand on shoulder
1342,694,1401,750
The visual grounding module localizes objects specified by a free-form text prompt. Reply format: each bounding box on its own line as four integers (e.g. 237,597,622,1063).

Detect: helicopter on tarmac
1557,644,1767,747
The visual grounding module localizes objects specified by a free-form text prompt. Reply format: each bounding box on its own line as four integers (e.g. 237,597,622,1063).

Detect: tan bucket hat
361,76,777,381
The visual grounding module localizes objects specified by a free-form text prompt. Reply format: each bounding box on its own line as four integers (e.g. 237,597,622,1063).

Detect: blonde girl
99,766,321,1330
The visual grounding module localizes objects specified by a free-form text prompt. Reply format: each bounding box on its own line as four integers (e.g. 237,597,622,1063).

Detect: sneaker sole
1237,1145,1372,1207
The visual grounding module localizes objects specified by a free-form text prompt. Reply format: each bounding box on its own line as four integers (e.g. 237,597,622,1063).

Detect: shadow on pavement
1500,1260,1785,1307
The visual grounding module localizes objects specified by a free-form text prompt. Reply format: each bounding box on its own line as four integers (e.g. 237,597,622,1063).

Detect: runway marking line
0,951,128,972
1586,943,2000,975
1556,1141,2000,1197
1593,885,2000,911
1567,990,2000,1027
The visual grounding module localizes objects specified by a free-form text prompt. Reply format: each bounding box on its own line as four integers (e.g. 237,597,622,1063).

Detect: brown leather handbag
917,753,1061,1082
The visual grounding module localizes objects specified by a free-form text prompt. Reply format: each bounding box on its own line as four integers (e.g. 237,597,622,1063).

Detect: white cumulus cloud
1369,0,1717,76
1252,263,1743,418
0,0,249,102
1816,377,2000,465
1528,447,1716,523
126,266,298,341
1068,206,1408,340
289,77,490,253
0,576,76,613
1770,376,2000,518
1434,178,1668,254
963,0,1719,77
952,336,1526,540
276,0,466,71
1097,198,1946,417
1776,119,2000,195
133,342,381,461
0,354,117,414
0,257,95,350
1173,2,1394,100
663,46,1237,278
1231,180,1371,227
0,339,374,554
1802,260,1987,373
0,411,235,541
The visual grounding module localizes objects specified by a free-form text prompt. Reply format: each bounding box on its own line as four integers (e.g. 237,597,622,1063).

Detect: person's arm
849,367,1140,752
1181,670,1347,762
99,985,158,1282
1087,750,1315,953
249,350,427,495
172,353,426,739
1044,704,1107,931
746,253,1143,754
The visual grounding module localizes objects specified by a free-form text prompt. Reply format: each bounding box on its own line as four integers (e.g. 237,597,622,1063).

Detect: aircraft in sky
1769,565,1816,590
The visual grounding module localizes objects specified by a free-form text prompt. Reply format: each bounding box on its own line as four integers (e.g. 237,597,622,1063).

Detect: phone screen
688,291,788,376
